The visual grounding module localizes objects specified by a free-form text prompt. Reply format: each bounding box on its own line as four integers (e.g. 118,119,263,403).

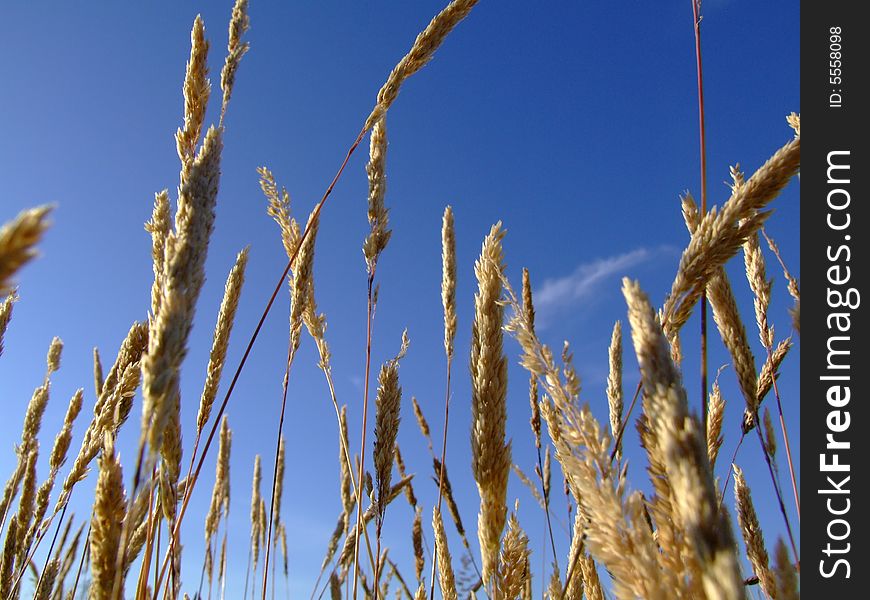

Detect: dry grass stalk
338,476,414,569
786,113,800,137
431,205,458,599
35,558,59,600
145,190,171,318
432,508,457,600
363,116,391,275
662,136,800,338
503,274,670,599
0,291,17,357
522,270,541,452
546,565,562,600
1,338,61,535
740,227,773,351
623,279,743,599
412,398,432,449
442,206,457,359
21,337,63,452
142,123,223,457
564,515,586,600
364,0,480,131
763,409,777,459
273,436,286,533
89,436,127,600
22,389,84,557
197,248,249,435
0,462,25,542
682,190,759,415
205,416,232,585
470,223,510,585
706,380,725,470
317,511,347,583
495,511,529,600
577,554,603,600
606,321,623,459
176,16,210,181
432,458,468,550
340,407,355,525
732,466,775,598
394,446,417,509
249,455,263,586
92,348,104,399
511,466,544,511
374,331,410,530
289,209,320,359
761,230,799,304
0,517,18,598
747,337,792,432
412,507,424,582
528,378,541,452
330,572,342,600
54,523,84,600
0,205,53,295
260,167,300,261
772,539,798,600
220,0,251,123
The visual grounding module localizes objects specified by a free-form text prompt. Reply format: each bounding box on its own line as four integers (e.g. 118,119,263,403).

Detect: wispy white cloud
534,247,668,326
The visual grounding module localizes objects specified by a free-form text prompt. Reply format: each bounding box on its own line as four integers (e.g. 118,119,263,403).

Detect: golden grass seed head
250,454,262,566
528,376,541,450
706,270,758,413
260,166,300,261
432,507,457,600
442,205,457,359
363,116,391,273
470,222,510,583
365,0,480,131
512,465,544,510
339,406,354,520
89,436,127,600
197,247,249,433
748,336,792,430
412,397,431,444
0,516,19,598
144,124,223,457
497,511,530,600
412,506,424,582
606,321,623,457
623,278,743,598
0,205,53,295
274,435,286,526
394,444,417,508
733,465,775,598
706,381,725,470
13,446,39,561
220,0,250,121
176,15,211,180
145,190,172,318
763,408,777,459
0,292,17,357
290,209,320,355
773,539,798,600
662,137,800,339
374,332,409,523
786,112,800,138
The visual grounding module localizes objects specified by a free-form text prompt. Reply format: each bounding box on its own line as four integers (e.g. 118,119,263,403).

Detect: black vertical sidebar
802,1,869,596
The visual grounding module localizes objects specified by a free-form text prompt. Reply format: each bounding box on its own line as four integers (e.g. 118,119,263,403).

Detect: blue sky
1,1,799,597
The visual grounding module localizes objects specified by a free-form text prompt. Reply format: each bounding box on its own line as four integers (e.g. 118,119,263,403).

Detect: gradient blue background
1,1,799,597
